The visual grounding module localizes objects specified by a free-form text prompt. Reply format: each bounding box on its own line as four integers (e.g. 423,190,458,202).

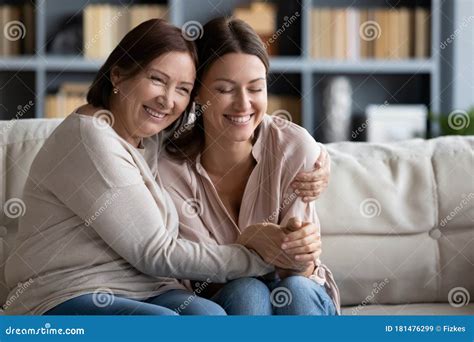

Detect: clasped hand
237,218,321,277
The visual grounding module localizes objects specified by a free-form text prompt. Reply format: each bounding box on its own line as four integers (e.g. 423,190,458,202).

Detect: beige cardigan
159,114,341,313
4,113,273,315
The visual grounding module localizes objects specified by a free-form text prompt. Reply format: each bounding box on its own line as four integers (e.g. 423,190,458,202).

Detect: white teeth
226,115,251,123
144,106,166,118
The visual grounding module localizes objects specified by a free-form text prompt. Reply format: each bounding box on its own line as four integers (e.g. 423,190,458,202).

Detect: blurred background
0,0,473,142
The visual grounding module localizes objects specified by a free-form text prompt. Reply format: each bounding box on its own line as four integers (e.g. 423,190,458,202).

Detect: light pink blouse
159,114,341,313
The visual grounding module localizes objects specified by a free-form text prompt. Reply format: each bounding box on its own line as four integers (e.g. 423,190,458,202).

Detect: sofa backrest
0,118,473,308
0,119,63,304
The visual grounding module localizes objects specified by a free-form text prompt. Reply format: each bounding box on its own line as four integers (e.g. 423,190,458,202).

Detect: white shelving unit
0,0,443,139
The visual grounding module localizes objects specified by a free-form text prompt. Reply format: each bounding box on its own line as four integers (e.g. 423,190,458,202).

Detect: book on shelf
319,8,332,59
373,9,389,59
310,8,321,59
365,104,427,142
129,5,168,30
332,9,347,60
83,4,168,59
45,82,90,118
311,7,430,60
398,8,412,58
358,9,373,59
0,3,35,56
414,7,431,58
233,2,278,56
22,2,35,55
346,8,359,60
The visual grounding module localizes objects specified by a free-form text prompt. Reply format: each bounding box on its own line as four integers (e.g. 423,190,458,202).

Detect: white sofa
1,118,473,315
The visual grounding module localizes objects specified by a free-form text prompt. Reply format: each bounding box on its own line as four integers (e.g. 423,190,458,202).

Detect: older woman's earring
113,87,119,94
187,102,197,125
195,102,203,115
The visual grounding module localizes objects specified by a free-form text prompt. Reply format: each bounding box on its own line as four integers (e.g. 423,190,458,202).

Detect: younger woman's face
196,53,267,144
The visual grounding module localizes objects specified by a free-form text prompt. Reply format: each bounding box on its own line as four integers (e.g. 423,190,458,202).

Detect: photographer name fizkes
443,325,466,333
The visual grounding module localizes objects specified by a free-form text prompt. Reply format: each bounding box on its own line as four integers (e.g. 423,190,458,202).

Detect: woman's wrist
277,263,315,279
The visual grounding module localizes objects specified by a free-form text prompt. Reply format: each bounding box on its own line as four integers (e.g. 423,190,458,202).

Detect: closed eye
150,76,165,85
217,88,233,94
177,87,191,95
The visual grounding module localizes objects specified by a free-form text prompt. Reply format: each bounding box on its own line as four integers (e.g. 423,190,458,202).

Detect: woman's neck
201,138,254,177
113,122,141,148
77,103,141,148
108,103,141,148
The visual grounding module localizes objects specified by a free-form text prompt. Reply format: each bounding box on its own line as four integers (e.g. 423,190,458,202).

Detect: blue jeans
211,276,337,315
44,289,226,315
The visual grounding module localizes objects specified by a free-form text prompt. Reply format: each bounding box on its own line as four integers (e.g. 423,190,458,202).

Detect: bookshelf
0,0,445,140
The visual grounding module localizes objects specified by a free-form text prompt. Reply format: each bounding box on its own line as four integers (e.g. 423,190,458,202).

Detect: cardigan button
429,228,442,240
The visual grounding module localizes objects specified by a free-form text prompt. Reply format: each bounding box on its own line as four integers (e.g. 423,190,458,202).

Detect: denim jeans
44,289,226,315
211,276,337,315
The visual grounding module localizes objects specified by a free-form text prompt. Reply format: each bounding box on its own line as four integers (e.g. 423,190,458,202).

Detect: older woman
161,17,340,315
4,19,328,316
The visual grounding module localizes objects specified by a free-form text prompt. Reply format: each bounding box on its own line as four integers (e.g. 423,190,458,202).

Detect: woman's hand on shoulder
291,143,331,203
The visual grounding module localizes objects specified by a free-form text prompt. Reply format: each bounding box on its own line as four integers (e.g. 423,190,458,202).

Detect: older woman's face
196,53,267,144
112,51,195,138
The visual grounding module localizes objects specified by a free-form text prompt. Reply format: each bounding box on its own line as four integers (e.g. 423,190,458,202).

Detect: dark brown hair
87,19,198,110
165,17,270,160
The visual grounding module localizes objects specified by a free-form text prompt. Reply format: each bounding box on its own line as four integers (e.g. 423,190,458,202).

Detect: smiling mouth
143,105,168,119
223,113,255,125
